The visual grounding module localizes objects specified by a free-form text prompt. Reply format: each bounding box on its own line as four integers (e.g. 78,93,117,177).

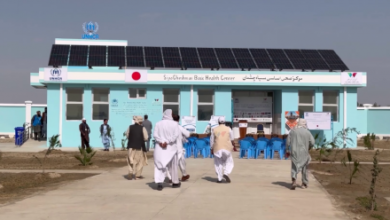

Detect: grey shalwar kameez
286,119,314,188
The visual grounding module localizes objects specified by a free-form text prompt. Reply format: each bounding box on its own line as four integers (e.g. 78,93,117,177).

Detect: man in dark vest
126,116,149,180
79,118,91,149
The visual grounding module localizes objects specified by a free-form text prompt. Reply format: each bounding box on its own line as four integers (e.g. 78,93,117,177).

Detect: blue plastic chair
194,139,208,158
255,139,269,159
244,137,255,142
269,138,284,160
239,139,255,159
186,137,198,157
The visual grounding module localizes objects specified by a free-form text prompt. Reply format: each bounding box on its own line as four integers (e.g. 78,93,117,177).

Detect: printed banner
341,72,363,85
304,112,331,130
285,111,300,130
182,116,196,133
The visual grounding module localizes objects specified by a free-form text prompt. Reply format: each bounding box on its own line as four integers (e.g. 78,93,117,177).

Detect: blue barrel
14,127,25,146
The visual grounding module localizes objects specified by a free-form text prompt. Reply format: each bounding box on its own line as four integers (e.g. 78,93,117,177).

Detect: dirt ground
0,150,153,170
310,164,390,220
0,173,96,205
310,149,390,163
0,138,14,143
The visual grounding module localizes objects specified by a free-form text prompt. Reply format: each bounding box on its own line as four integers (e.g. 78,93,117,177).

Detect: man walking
143,115,152,152
153,109,181,191
79,118,90,149
100,119,111,151
126,116,149,180
173,114,190,181
31,111,42,141
286,119,314,190
210,117,234,183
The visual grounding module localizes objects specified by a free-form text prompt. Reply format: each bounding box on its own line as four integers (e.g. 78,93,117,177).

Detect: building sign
341,72,363,85
82,22,99,39
305,112,331,130
158,74,303,83
44,68,68,82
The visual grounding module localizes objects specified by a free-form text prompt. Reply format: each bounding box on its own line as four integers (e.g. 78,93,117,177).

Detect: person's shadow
272,181,292,189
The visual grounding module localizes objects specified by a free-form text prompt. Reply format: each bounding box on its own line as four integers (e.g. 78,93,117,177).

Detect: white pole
59,83,63,143
190,85,193,116
25,101,32,126
343,87,347,145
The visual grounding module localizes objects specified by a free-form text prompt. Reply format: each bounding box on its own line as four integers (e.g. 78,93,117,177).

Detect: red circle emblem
132,72,141,81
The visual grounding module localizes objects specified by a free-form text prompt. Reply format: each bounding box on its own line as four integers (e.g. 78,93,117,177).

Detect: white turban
162,109,173,120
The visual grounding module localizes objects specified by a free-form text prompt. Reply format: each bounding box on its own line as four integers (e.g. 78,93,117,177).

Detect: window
323,90,339,121
129,88,146,99
298,90,314,117
92,88,109,120
198,89,214,121
163,89,180,115
66,88,83,120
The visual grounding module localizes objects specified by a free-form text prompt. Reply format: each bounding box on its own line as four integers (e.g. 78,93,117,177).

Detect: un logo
82,22,99,39
111,99,118,107
50,68,61,76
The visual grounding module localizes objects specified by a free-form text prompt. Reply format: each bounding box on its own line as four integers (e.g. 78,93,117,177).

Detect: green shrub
341,150,360,184
74,147,97,166
364,133,376,150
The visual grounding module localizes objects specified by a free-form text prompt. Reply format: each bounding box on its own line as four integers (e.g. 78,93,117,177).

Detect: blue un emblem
82,22,99,39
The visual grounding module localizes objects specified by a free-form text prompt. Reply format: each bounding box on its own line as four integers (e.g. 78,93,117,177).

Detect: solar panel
107,46,125,67
318,50,349,71
127,57,145,67
162,47,182,68
267,49,294,70
180,47,201,68
232,49,257,69
126,46,145,67
301,50,329,70
126,46,143,57
89,46,107,66
180,47,198,57
68,45,88,66
48,45,70,66
249,49,274,69
284,49,312,70
197,48,220,69
215,48,238,69
144,47,164,68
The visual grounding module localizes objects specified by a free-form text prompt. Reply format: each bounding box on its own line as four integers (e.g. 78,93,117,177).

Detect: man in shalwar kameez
126,116,149,180
165,114,191,182
153,109,181,191
100,119,111,151
286,118,314,190
210,117,235,183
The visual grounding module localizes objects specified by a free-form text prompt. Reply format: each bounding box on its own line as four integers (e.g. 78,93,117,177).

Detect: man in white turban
153,109,181,191
286,118,314,190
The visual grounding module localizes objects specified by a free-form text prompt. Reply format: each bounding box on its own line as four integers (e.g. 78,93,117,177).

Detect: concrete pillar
25,101,32,125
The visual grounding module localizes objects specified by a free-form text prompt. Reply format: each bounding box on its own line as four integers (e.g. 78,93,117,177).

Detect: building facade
30,39,367,148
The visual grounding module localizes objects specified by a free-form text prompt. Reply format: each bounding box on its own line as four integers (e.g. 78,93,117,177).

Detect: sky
0,0,389,105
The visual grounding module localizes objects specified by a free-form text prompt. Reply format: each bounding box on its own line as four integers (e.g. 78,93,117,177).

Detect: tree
373,102,378,107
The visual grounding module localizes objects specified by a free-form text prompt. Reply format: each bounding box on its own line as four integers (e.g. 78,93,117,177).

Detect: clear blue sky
0,0,389,104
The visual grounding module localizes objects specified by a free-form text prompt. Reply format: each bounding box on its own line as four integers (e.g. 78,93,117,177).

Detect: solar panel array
48,45,349,71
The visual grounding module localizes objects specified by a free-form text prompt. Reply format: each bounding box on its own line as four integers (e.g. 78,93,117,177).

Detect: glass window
129,88,146,99
323,90,339,121
92,88,109,120
66,88,83,120
67,88,83,102
198,89,214,121
163,89,180,115
298,90,314,117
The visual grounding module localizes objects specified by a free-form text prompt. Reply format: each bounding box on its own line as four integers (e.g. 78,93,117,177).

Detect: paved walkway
0,154,348,220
